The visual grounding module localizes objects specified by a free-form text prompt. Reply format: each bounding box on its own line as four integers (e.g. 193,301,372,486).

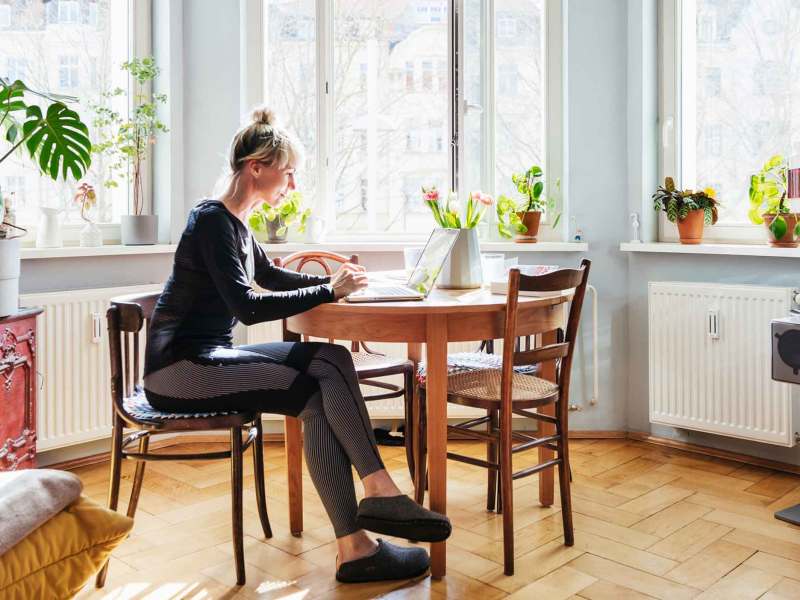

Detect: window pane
264,0,317,207
333,0,448,235
685,0,800,223
494,0,545,203
0,0,129,229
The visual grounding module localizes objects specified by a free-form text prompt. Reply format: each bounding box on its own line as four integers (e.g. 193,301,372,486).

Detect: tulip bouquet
422,185,494,229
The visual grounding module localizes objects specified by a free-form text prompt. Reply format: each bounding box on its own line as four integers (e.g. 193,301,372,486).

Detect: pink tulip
478,193,494,206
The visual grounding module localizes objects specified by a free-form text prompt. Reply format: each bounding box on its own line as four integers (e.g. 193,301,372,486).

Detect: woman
143,107,450,583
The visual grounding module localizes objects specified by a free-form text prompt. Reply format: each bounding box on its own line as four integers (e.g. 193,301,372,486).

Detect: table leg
407,343,424,504
285,416,304,536
425,318,448,578
538,329,558,507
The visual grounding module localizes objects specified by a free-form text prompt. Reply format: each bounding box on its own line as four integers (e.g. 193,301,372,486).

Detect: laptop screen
406,228,460,295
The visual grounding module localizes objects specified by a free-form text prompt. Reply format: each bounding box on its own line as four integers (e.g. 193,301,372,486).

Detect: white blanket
0,469,83,556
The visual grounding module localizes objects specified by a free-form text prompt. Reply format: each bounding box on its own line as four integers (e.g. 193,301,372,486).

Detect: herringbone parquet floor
73,438,800,599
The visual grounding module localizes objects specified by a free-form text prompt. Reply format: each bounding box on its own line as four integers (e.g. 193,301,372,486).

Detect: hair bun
251,107,276,126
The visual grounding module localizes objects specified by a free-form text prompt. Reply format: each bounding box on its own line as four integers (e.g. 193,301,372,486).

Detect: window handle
662,116,674,149
464,101,483,114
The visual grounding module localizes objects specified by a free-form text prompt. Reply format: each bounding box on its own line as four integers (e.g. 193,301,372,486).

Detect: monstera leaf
1,78,91,182
21,104,91,181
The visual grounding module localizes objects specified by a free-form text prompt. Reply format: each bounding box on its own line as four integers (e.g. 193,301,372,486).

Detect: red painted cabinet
0,307,43,471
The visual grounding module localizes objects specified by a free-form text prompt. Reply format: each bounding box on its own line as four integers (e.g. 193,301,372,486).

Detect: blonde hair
215,107,304,195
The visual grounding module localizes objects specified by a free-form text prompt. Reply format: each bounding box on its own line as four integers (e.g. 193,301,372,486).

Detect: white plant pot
121,215,158,245
437,227,483,289
0,238,20,317
80,221,103,247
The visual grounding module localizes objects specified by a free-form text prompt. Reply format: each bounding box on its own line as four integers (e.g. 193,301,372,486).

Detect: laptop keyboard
358,286,416,296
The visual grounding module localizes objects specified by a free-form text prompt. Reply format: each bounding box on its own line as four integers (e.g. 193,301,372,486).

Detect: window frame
6,0,154,245
249,0,567,241
659,0,763,243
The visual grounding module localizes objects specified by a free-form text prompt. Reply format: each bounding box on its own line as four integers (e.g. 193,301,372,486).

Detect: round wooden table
283,286,569,577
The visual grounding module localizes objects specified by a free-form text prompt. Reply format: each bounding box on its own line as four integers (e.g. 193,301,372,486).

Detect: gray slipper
336,539,430,583
356,495,452,542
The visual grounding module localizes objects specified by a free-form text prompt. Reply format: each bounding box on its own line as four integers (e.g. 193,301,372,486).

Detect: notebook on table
489,265,571,297
345,228,459,302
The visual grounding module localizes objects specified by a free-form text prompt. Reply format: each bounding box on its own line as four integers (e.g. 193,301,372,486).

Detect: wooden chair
273,251,419,492
418,259,591,575
95,292,272,588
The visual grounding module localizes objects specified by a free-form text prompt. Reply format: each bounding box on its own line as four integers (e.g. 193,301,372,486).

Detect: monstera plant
0,77,92,181
0,77,92,316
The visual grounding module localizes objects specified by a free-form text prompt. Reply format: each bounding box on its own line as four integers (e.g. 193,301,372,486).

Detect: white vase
35,206,63,248
0,238,20,317
79,221,103,247
437,227,483,289
304,216,326,243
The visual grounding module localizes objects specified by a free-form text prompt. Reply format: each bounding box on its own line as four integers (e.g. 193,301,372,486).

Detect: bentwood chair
95,292,272,588
418,259,591,575
273,251,419,493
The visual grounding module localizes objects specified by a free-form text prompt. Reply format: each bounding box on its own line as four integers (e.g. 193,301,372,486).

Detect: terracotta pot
763,213,799,248
676,209,705,245
515,211,542,243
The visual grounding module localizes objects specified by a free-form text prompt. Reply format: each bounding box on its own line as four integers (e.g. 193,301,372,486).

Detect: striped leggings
144,342,385,537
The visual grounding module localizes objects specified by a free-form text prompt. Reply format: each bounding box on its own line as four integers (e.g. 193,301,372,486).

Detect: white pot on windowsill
121,214,158,245
0,238,20,317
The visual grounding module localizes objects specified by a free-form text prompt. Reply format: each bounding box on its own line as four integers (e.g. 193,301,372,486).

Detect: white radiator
649,282,799,447
21,285,160,451
246,324,485,419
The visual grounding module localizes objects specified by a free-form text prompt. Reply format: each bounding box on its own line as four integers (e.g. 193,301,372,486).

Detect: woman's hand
331,263,368,300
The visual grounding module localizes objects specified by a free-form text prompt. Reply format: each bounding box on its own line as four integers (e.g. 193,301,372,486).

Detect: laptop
345,228,459,302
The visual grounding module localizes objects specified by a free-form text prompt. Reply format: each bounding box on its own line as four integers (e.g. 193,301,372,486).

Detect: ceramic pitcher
36,206,63,248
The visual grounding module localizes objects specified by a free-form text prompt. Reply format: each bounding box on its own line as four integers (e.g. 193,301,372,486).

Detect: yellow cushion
0,495,133,599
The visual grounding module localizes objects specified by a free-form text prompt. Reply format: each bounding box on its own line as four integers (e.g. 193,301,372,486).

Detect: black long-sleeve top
144,199,334,376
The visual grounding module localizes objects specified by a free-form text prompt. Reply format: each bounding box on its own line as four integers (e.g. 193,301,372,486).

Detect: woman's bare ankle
337,531,378,568
362,470,403,498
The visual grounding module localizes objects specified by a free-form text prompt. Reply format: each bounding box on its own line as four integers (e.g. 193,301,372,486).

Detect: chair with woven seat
273,251,419,491
418,259,591,575
95,292,272,588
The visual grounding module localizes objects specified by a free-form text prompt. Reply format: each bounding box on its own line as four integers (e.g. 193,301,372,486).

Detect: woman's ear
247,159,262,179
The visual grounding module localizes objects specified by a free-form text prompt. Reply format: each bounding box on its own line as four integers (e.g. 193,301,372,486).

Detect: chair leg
556,404,574,546
231,427,246,585
415,388,428,503
487,409,498,512
252,416,273,539
285,416,304,536
95,416,124,588
499,408,515,575
403,370,416,485
126,434,149,519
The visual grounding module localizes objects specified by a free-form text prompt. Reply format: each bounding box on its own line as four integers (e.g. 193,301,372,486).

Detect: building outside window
0,5,11,29
57,0,80,25
6,57,28,82
58,55,79,88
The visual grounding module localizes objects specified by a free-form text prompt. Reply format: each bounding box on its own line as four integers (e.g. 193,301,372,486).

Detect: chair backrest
273,251,359,348
106,291,161,422
500,259,591,410
274,251,358,274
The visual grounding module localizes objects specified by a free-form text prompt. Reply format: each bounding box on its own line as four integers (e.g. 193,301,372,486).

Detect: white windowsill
21,241,588,260
21,244,178,260
620,242,800,258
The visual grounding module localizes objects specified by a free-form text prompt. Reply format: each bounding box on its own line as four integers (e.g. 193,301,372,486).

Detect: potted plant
74,183,102,247
248,191,311,243
496,165,560,242
422,185,494,288
92,57,168,245
652,177,719,244
748,154,798,247
0,77,92,315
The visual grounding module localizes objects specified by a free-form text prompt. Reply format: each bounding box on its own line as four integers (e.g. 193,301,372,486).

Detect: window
259,0,563,239
5,58,28,82
0,5,10,29
58,55,79,88
0,1,147,241
497,15,516,38
57,0,79,24
660,0,800,241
